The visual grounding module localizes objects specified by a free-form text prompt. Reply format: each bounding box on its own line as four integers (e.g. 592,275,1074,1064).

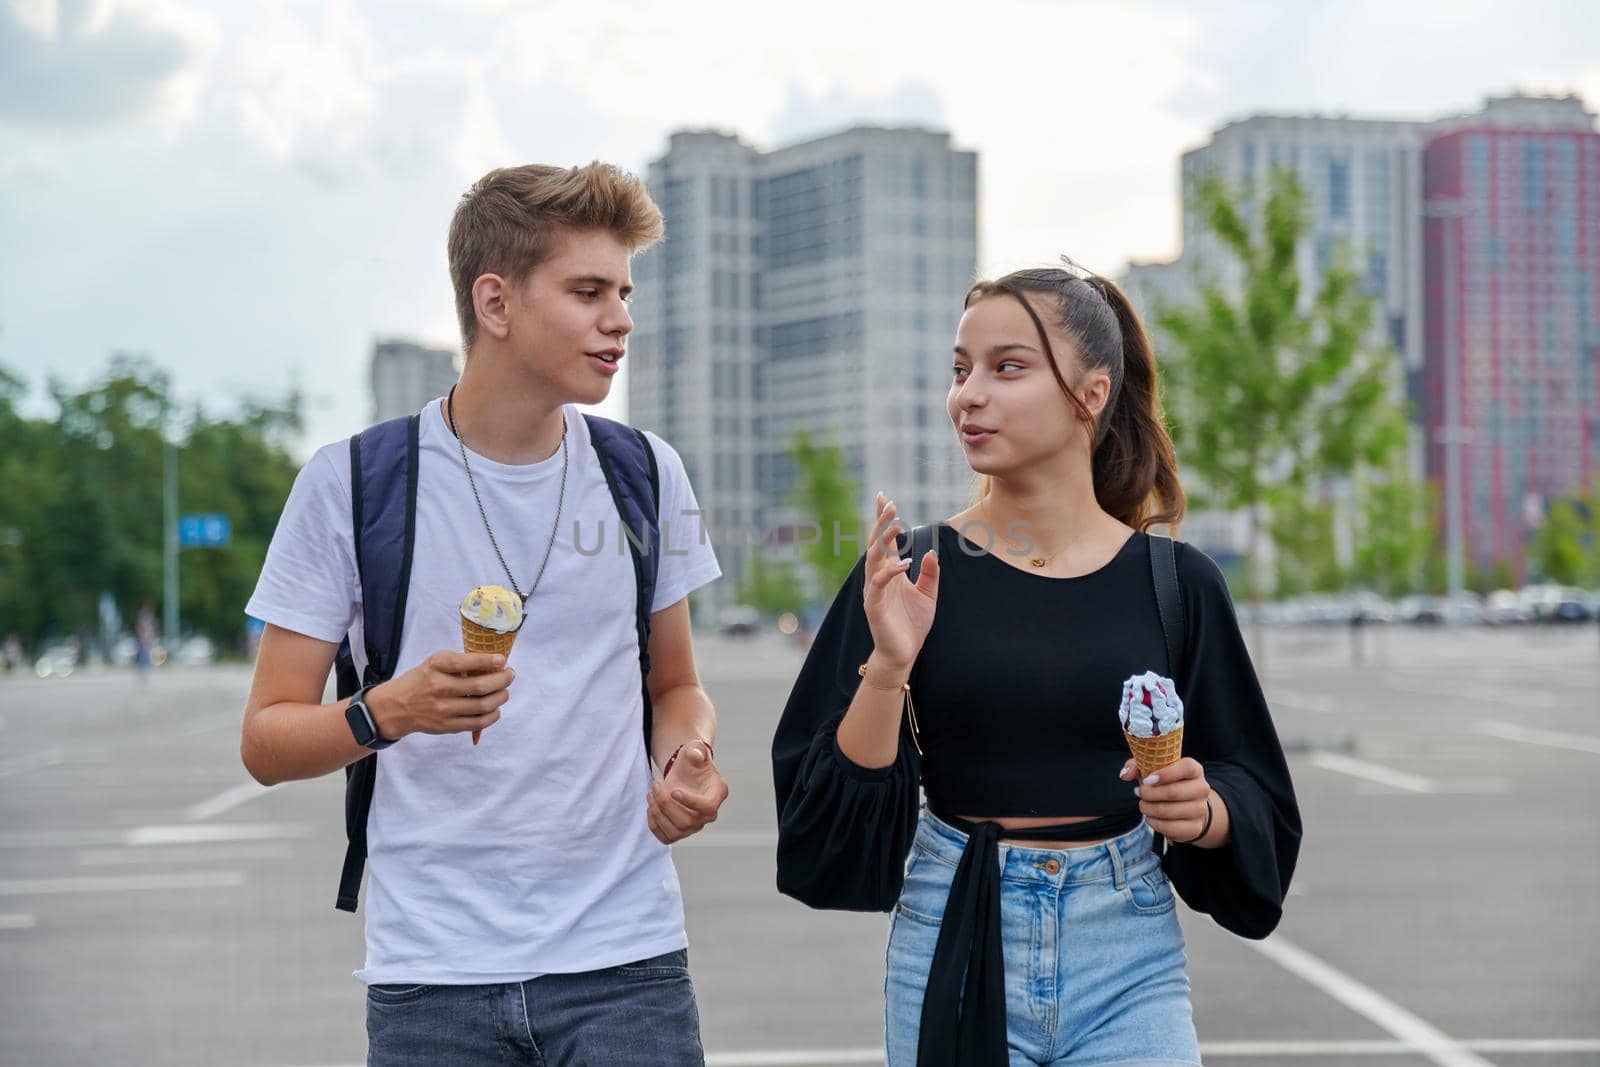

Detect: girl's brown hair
964,266,1184,533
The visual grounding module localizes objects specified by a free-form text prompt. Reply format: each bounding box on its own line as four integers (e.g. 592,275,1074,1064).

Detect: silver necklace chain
446,386,566,607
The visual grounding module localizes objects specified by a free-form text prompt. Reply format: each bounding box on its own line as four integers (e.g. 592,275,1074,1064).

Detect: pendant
1031,558,1046,568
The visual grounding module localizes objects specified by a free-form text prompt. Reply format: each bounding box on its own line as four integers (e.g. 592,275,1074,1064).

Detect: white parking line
1308,753,1436,793
1472,720,1600,756
675,831,778,848
123,823,308,846
707,1053,881,1066
1203,1038,1600,1056
1271,695,1338,715
0,829,126,848
185,781,273,820
1384,681,1563,709
1246,935,1496,1067
181,712,241,736
0,871,246,896
0,749,65,779
273,1037,1600,1066
77,843,294,867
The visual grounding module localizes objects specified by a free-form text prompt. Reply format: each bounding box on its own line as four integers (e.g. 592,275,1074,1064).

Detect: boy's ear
472,273,512,341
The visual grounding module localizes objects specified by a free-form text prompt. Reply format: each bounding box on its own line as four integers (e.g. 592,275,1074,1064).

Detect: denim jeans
365,948,703,1066
885,811,1201,1066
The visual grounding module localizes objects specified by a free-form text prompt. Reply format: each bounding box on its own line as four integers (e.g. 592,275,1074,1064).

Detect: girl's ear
1078,371,1113,420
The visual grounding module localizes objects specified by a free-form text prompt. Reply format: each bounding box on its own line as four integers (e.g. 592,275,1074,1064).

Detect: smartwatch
345,685,395,751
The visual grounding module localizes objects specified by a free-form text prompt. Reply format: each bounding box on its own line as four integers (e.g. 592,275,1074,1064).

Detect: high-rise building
1178,114,1427,372
371,340,459,423
1135,93,1599,583
1422,94,1600,578
628,127,979,616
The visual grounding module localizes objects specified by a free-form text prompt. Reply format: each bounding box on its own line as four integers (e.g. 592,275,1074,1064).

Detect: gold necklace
981,499,1064,568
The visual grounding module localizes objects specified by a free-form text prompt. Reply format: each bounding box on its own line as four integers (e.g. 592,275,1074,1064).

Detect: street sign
178,514,231,548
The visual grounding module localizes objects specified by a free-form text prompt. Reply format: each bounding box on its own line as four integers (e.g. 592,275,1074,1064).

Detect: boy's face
505,227,635,406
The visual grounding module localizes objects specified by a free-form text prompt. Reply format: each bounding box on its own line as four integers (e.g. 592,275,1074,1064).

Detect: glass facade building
1423,106,1600,576
628,128,979,616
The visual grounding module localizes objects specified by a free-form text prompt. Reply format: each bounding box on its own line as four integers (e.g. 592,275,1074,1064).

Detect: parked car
173,635,216,666
718,605,761,638
1483,590,1528,626
1552,588,1593,623
1348,592,1396,624
1440,592,1485,626
34,639,80,678
1396,595,1440,624
1518,583,1568,622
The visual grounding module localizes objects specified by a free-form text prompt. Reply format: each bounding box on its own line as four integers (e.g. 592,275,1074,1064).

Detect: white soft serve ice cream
1119,671,1184,738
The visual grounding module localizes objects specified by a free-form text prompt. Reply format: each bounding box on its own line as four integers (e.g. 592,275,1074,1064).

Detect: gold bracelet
857,662,909,691
857,662,923,756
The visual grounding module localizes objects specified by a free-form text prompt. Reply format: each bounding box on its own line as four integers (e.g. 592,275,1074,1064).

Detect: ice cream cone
1122,724,1183,778
460,619,516,745
458,584,523,746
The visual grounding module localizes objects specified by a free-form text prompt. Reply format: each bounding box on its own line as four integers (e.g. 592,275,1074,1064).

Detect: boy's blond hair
448,162,665,349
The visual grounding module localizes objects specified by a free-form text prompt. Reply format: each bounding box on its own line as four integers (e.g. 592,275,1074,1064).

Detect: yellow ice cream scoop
459,585,522,634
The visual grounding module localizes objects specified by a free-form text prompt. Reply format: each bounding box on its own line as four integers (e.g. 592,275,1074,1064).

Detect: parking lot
2,623,1597,1066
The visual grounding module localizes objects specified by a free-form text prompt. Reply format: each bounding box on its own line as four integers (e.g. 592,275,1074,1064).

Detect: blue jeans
886,812,1201,1066
365,949,704,1066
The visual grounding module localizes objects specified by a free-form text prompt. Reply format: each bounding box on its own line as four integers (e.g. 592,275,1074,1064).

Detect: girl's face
947,292,1112,479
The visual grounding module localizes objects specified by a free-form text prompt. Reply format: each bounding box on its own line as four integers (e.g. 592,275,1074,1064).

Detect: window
1328,159,1351,221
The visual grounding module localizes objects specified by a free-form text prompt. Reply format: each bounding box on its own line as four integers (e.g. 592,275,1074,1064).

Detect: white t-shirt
245,399,721,985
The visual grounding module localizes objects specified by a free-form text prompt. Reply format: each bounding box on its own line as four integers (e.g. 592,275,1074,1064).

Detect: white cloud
483,0,1202,268
0,0,215,129
230,3,378,161
3,0,1597,452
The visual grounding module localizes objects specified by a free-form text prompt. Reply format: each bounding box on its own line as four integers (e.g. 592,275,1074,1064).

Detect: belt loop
1107,837,1128,890
1126,821,1152,867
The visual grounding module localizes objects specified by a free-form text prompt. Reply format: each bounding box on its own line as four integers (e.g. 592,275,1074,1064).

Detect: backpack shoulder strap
901,523,936,583
1148,533,1185,681
335,412,420,914
583,415,662,757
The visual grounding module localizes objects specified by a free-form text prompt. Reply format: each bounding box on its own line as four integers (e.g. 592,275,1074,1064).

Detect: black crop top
771,524,1301,941
912,525,1177,818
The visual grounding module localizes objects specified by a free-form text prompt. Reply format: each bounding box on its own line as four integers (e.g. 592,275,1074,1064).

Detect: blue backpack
331,412,661,912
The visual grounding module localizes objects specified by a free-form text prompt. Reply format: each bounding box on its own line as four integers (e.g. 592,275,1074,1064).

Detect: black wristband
1180,795,1214,846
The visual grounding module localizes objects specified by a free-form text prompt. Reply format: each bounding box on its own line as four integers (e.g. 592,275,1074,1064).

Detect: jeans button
1042,858,1061,875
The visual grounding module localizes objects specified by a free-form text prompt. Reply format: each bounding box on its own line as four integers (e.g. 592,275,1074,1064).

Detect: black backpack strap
583,415,662,761
1148,532,1185,861
336,413,420,913
1148,533,1185,686
896,525,936,755
902,523,936,583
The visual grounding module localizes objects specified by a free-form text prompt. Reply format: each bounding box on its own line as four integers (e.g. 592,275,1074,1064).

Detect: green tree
788,427,864,600
1530,478,1600,587
1157,166,1409,618
177,399,302,642
0,356,301,653
735,551,807,617
0,366,61,643
1350,456,1438,598
1267,490,1344,596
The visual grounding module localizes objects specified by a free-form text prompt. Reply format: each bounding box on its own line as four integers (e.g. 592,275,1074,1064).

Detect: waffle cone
1123,724,1184,778
460,619,517,745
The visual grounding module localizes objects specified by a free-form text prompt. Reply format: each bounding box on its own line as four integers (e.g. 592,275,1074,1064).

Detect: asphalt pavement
1,624,1597,1066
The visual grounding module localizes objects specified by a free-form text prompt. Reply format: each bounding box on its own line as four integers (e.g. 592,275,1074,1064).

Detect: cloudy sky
3,0,1597,454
